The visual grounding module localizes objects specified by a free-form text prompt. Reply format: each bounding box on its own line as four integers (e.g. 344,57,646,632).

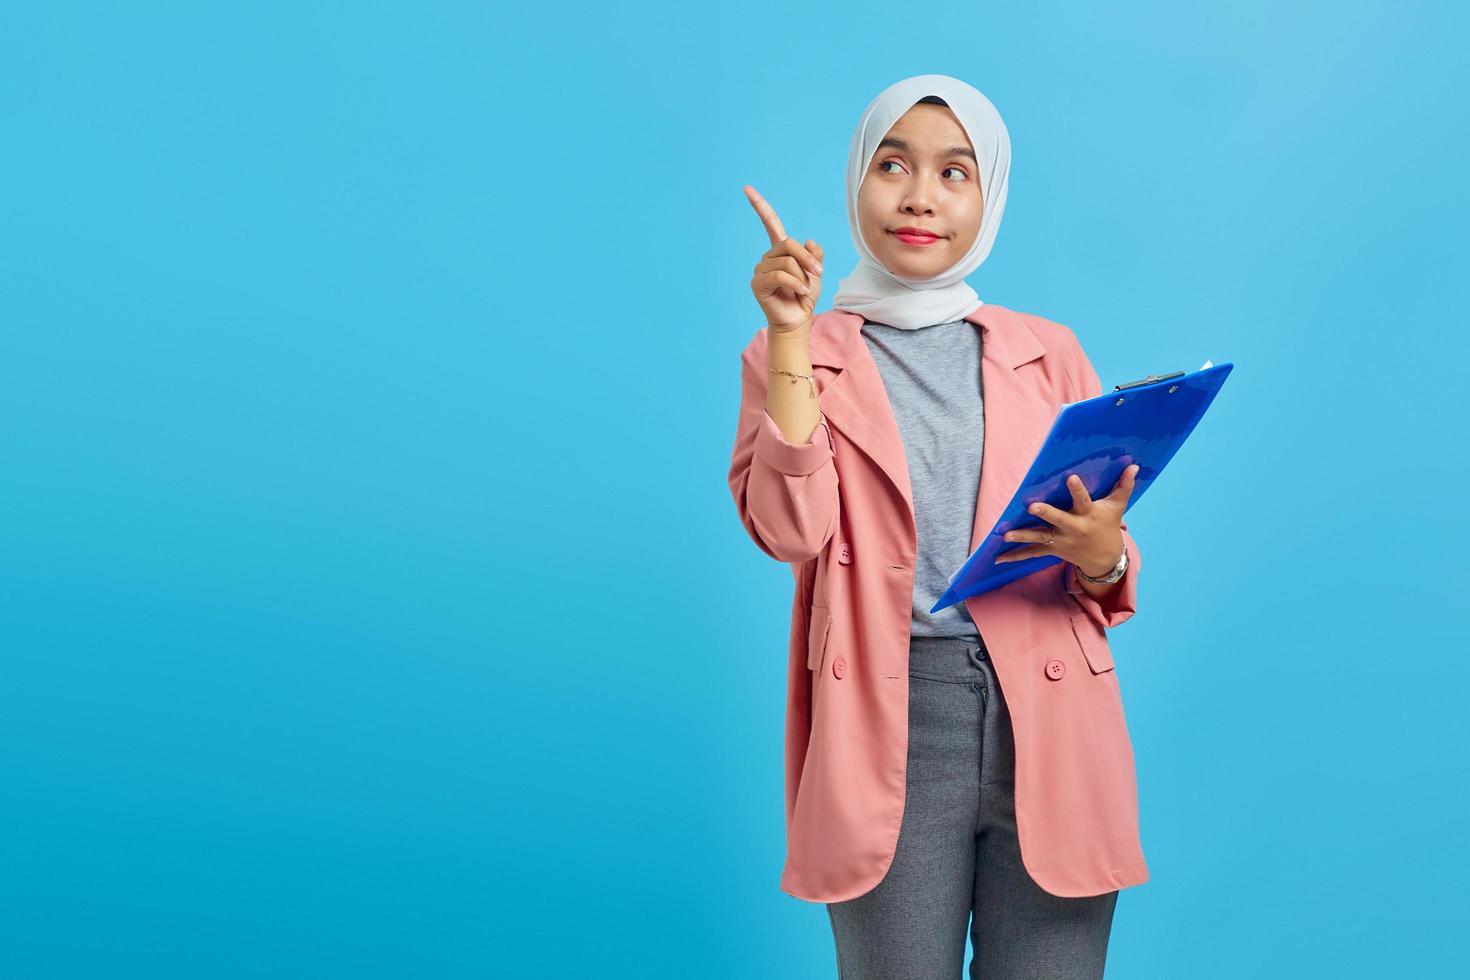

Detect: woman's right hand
744,185,824,335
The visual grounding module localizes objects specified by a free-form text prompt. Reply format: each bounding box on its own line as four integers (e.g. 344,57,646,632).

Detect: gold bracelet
769,368,815,399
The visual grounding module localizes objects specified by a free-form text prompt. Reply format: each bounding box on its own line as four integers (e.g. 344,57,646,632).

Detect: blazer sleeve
1063,337,1141,631
727,337,840,564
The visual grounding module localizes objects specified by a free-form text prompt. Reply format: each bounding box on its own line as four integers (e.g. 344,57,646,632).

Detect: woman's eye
877,160,966,181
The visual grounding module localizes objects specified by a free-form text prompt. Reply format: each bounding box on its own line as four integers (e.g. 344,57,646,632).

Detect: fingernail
815,264,823,275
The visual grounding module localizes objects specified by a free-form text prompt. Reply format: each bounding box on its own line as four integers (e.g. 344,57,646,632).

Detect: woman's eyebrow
877,136,977,163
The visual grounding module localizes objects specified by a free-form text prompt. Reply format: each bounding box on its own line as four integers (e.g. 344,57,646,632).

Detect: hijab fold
832,74,1011,330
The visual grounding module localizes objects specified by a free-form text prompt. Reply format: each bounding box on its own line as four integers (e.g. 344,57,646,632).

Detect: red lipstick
891,227,943,247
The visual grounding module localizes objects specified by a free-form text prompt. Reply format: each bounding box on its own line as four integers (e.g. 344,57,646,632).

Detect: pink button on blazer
727,303,1148,902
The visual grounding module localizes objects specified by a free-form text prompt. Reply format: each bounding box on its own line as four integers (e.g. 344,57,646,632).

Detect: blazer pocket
807,603,832,672
1069,611,1116,674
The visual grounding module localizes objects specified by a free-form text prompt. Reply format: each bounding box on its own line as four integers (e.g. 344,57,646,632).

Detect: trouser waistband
908,634,990,680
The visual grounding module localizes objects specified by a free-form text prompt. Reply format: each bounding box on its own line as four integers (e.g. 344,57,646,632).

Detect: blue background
3,2,1465,977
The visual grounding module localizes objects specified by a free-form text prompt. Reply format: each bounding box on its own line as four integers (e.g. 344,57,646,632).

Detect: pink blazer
727,303,1148,902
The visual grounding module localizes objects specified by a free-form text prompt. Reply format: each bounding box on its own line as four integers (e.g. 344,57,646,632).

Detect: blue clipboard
931,360,1234,612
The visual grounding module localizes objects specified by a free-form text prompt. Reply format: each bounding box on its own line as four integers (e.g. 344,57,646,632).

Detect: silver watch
1075,542,1128,585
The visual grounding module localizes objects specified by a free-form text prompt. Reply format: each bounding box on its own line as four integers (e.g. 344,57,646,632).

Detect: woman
728,75,1146,979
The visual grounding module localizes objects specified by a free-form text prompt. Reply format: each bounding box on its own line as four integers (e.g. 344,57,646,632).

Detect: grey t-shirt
860,318,984,638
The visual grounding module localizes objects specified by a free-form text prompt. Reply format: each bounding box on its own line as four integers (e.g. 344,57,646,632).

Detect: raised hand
744,184,824,334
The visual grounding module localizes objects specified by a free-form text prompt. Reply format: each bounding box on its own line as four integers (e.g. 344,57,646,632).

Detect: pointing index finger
743,185,788,246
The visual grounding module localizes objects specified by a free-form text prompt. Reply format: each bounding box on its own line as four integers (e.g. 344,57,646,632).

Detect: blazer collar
806,303,1056,570
808,302,1047,372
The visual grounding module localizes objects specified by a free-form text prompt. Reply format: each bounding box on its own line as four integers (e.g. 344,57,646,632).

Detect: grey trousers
826,634,1118,980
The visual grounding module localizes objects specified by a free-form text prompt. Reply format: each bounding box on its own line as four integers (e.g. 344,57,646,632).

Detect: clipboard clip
1114,370,1186,392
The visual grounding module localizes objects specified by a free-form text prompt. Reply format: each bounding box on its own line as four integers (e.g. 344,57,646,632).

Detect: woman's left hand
994,465,1140,577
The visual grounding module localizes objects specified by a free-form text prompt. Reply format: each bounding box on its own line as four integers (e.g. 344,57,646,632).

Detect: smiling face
857,101,984,280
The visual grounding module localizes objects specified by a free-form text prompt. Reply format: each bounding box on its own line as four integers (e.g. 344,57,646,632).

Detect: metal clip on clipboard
1114,371,1184,391
1112,360,1214,393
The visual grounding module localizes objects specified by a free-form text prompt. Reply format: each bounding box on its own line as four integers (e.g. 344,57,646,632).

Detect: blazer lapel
807,315,914,524
809,305,1054,559
963,305,1055,557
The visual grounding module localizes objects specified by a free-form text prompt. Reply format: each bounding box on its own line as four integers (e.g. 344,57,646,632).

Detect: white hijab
832,74,1011,330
